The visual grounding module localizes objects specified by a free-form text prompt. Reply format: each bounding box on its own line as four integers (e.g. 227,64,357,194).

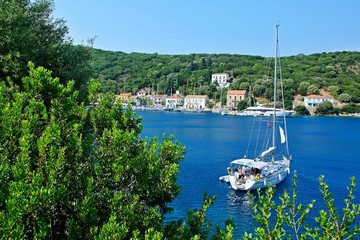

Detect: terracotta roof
154,94,167,98
305,94,330,99
228,90,247,95
118,93,132,97
167,95,183,99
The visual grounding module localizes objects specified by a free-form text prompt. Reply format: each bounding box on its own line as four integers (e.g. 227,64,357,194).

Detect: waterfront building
165,95,184,109
115,93,132,103
184,95,209,110
153,94,167,106
227,90,247,108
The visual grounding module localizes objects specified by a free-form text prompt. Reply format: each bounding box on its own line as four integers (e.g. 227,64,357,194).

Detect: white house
304,94,334,108
153,94,167,106
165,95,184,109
211,73,230,88
184,95,209,110
137,89,147,97
227,90,247,108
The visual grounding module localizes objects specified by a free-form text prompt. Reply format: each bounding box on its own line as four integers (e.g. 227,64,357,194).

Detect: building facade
165,95,184,109
304,94,334,108
184,95,209,110
153,94,167,106
115,93,132,103
227,90,247,108
211,73,230,88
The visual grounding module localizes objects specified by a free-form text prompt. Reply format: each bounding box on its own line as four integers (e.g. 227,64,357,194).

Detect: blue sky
53,0,360,57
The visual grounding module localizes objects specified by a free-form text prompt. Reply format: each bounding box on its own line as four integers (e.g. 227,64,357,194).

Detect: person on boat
237,168,246,183
239,167,245,177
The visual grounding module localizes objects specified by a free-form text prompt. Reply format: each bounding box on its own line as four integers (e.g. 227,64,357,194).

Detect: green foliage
305,176,360,239
92,50,360,104
298,82,310,96
307,84,320,94
0,64,186,239
340,103,360,114
244,172,360,240
0,0,92,101
338,93,352,103
244,186,288,240
328,85,340,97
294,105,310,115
163,193,235,240
237,100,248,111
315,101,339,115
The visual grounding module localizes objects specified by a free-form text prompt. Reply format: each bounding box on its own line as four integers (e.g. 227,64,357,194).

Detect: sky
53,0,360,57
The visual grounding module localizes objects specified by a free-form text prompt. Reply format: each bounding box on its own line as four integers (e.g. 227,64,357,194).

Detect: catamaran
219,25,291,190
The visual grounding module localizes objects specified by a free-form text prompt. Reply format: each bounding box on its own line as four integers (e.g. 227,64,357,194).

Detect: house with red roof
304,94,334,108
227,90,247,108
165,95,184,109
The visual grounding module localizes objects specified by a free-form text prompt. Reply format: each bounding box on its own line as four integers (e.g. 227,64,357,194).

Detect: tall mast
272,25,279,150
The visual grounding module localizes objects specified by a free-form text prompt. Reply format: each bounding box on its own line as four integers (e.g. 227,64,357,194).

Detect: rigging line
254,116,262,159
245,116,256,158
260,116,271,155
277,44,290,156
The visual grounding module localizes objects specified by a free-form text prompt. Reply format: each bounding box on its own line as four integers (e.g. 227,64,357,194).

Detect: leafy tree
307,84,320,94
338,93,352,103
294,105,310,115
315,101,337,115
253,84,266,97
328,85,340,97
0,63,186,239
298,82,310,95
237,100,248,111
0,0,92,100
341,103,360,114
240,82,250,90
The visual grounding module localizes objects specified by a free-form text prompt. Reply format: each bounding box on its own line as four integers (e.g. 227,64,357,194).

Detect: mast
272,25,279,153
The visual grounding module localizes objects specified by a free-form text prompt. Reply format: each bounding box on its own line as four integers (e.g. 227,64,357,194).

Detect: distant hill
91,49,360,105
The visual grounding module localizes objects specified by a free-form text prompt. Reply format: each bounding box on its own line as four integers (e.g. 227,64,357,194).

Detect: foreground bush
244,172,360,240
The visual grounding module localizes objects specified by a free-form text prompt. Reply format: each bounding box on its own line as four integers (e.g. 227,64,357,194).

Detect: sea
136,110,360,238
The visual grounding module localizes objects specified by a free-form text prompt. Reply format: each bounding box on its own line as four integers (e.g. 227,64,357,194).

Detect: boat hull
220,159,290,191
239,107,295,117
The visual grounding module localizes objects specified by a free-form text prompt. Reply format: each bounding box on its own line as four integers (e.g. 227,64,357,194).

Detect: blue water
137,111,360,238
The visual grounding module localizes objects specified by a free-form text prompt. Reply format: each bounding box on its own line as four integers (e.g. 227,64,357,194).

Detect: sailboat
219,25,291,191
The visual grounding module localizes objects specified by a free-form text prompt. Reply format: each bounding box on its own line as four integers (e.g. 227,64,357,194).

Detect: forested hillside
92,49,360,104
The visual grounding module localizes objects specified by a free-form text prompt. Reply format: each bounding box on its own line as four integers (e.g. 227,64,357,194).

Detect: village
115,72,336,115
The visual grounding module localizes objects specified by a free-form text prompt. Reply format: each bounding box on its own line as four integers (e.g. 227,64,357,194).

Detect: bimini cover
230,158,269,169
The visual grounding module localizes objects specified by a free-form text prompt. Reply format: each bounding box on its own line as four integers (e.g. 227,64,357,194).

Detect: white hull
238,107,295,117
219,159,290,191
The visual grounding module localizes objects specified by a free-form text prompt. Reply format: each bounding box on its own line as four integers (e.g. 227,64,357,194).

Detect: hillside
91,49,360,105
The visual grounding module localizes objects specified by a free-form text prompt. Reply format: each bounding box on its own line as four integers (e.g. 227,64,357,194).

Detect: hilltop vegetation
92,49,360,107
